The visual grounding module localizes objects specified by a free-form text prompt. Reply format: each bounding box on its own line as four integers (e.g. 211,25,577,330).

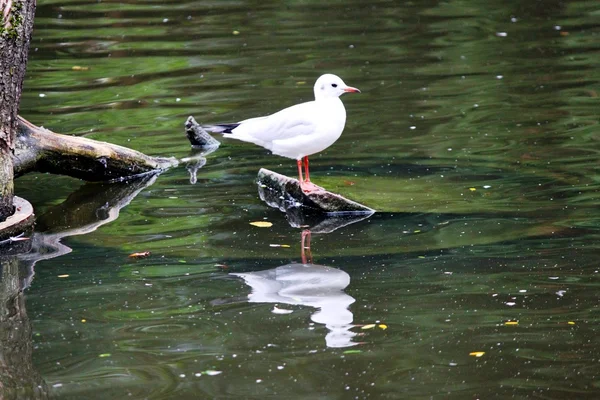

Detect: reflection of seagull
202,74,360,193
232,263,357,348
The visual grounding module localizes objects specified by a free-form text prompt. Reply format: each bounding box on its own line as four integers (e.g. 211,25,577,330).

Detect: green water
5,0,600,398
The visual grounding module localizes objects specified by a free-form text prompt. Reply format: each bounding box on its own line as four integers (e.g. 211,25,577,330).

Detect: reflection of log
257,168,375,214
13,116,178,180
18,175,159,277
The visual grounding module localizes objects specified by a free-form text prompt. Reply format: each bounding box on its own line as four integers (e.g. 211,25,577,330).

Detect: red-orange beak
343,86,361,93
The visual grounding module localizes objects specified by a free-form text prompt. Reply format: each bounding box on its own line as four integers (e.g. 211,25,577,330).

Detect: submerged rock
257,168,375,230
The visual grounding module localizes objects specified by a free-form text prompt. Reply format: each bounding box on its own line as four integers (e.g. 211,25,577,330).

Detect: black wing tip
217,123,240,134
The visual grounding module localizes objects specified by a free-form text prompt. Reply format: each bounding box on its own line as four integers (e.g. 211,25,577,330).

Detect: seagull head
314,74,360,100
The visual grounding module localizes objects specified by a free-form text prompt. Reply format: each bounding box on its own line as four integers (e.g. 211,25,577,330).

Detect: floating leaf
58,274,69,278
71,66,90,71
469,352,485,357
232,30,240,35
378,324,388,330
204,370,222,376
568,321,575,325
129,251,151,258
280,244,291,248
250,221,273,228
99,353,111,358
272,306,293,315
81,319,87,323
361,324,376,330
343,350,362,354
504,321,518,326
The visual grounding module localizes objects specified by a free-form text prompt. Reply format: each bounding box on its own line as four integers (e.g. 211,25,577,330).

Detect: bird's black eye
331,83,338,88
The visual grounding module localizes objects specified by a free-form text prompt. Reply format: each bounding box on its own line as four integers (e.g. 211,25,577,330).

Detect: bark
14,116,178,180
185,116,220,148
0,0,36,221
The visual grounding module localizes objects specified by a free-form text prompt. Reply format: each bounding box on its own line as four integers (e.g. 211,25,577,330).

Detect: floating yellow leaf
361,324,376,330
129,251,150,258
250,221,273,228
469,187,476,191
280,244,291,248
504,321,518,325
81,319,87,323
378,324,388,330
568,321,575,325
71,66,90,71
232,30,240,35
58,274,69,278
469,351,485,357
98,353,111,358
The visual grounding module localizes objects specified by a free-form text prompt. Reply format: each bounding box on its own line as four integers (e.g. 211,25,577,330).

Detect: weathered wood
0,0,37,221
257,168,375,215
0,196,33,254
13,116,178,181
185,116,220,149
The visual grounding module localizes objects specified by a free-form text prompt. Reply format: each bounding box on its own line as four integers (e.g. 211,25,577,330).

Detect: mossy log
13,116,178,181
257,168,375,224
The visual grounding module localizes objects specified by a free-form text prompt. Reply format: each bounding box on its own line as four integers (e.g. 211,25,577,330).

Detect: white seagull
203,74,360,193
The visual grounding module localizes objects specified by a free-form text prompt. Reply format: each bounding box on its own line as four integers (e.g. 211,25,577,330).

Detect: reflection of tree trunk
0,174,157,398
0,258,49,399
0,0,37,221
17,174,160,285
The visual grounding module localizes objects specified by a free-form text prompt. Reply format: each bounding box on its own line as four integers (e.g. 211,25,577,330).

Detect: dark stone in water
185,116,221,149
257,168,374,232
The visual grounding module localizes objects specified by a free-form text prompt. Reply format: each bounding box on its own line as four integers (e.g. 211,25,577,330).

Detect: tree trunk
0,0,36,222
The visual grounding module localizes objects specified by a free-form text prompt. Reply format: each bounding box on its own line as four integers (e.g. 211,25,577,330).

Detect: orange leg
298,156,323,193
296,159,304,182
303,156,310,182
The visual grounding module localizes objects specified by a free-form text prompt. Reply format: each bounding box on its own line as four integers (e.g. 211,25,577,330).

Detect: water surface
8,0,600,398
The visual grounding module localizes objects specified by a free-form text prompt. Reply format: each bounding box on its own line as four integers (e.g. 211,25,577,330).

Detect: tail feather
203,123,240,134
